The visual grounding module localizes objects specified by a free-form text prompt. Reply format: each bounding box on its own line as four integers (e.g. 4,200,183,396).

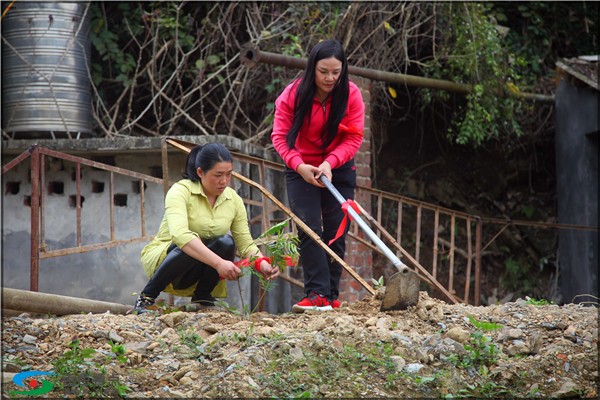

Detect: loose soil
2,291,598,398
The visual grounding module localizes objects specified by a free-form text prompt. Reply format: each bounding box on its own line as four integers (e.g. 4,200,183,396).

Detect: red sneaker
330,299,341,309
292,292,332,313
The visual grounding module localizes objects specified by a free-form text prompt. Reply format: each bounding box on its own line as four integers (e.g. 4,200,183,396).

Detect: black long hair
182,143,233,182
286,39,349,150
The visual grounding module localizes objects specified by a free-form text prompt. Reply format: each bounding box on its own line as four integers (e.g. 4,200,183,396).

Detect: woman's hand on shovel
318,161,332,182
297,163,325,187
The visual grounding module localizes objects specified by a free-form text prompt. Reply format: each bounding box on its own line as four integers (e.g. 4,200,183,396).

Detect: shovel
320,175,420,310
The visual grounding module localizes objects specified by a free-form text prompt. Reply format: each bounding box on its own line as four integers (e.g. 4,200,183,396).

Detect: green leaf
468,315,502,331
80,348,97,358
259,219,289,238
207,54,221,65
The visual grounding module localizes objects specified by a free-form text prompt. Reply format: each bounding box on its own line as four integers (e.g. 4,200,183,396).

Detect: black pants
286,159,356,300
141,234,236,300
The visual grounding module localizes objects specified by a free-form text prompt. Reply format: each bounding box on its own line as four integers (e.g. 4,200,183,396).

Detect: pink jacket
271,80,365,171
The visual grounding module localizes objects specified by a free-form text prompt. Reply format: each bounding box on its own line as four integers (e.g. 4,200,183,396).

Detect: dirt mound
2,292,598,398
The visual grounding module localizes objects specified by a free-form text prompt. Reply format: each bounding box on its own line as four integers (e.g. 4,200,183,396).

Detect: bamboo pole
2,288,133,316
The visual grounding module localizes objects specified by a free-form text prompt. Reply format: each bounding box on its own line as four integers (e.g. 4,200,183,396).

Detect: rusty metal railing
162,138,472,304
354,186,482,304
162,138,598,306
2,145,163,291
6,142,592,305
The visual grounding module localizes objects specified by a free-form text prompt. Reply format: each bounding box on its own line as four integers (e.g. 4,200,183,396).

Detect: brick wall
339,77,373,302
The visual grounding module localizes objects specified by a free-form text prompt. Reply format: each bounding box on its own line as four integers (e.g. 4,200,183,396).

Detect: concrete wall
2,148,165,305
555,79,599,304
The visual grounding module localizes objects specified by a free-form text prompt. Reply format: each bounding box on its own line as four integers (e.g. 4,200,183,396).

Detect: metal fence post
474,217,483,306
29,145,40,292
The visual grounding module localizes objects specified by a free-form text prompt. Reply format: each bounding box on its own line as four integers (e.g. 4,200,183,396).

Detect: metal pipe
240,47,554,103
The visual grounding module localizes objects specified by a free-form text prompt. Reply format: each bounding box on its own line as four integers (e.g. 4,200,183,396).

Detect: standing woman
271,39,365,312
134,143,280,313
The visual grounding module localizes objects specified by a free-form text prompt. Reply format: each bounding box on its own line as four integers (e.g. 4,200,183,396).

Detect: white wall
2,151,170,305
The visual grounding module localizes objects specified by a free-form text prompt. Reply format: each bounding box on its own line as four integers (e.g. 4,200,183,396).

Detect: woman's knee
205,234,236,260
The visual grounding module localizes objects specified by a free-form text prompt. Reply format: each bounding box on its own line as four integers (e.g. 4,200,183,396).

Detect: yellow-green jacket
141,179,260,297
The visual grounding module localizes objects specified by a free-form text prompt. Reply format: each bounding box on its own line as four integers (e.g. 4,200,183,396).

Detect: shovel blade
380,269,420,311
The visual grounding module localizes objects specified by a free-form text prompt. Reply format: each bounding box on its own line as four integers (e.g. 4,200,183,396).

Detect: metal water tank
2,2,92,138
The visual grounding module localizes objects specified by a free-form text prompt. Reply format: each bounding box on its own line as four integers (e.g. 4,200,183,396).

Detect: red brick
339,77,373,305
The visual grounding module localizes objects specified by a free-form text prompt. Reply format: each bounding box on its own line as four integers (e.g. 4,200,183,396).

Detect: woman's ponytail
182,145,204,181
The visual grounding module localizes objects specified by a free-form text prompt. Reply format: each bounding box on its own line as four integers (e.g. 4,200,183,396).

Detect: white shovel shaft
320,175,409,273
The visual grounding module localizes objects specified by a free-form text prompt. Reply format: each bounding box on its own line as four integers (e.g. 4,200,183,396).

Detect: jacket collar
190,180,232,204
